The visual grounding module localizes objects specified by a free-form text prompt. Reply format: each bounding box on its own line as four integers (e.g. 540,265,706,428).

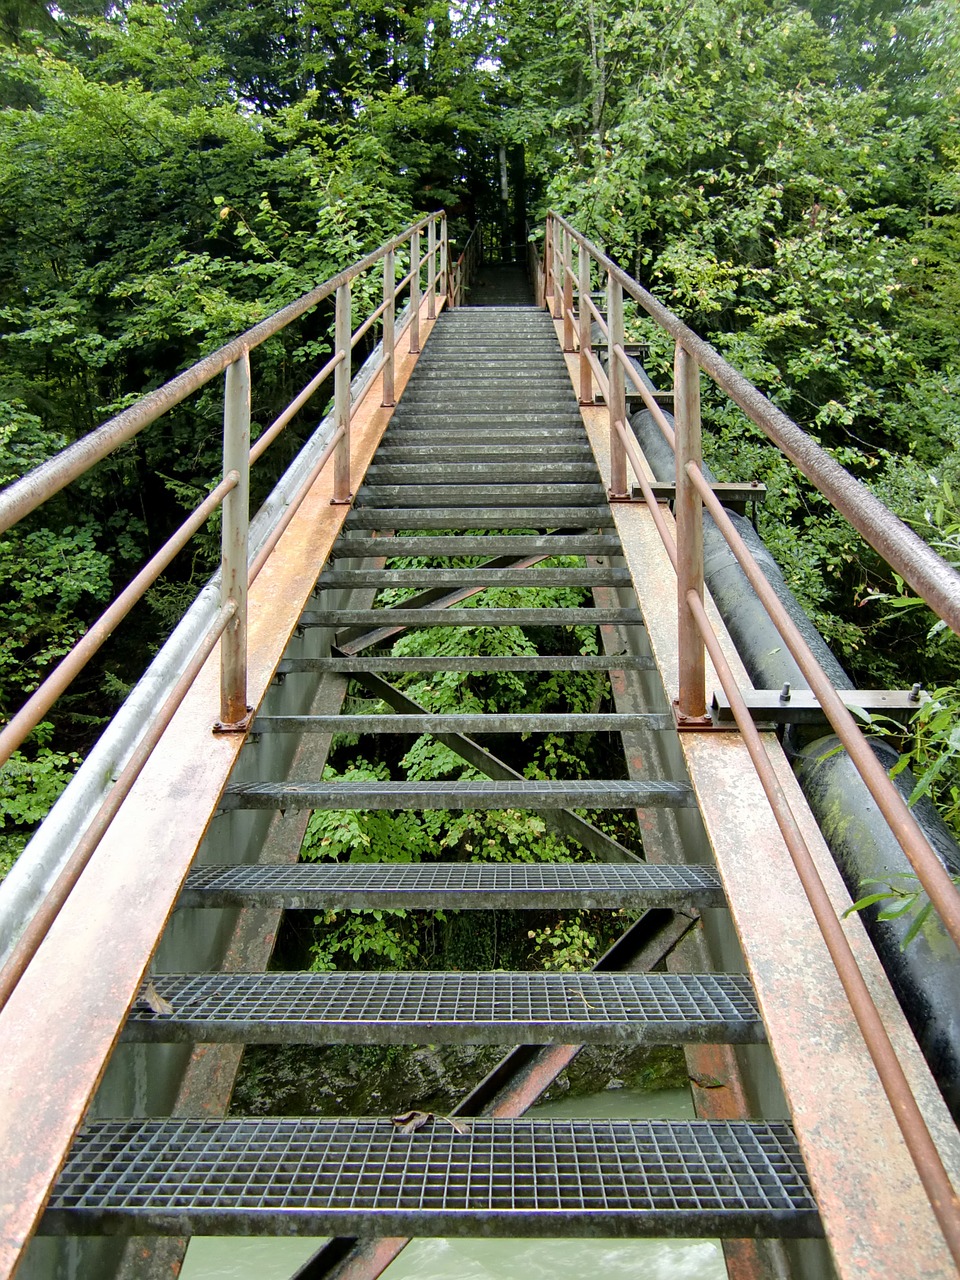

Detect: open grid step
42,1118,821,1240
179,861,725,910
219,779,696,812
123,971,764,1046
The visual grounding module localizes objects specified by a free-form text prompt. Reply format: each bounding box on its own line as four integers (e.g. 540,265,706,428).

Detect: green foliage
0,733,79,878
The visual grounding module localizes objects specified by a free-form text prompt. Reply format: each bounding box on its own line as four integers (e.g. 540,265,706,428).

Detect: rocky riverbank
231,1042,689,1117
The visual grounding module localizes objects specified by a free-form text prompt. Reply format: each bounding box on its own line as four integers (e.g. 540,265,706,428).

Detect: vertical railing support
409,230,421,354
578,242,593,404
381,248,395,408
562,229,575,353
544,215,554,315
427,218,437,321
441,215,451,308
552,218,563,320
332,281,352,504
674,340,708,723
217,350,251,730
607,274,628,500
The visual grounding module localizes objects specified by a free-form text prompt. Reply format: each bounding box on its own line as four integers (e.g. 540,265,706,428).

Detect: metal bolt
780,683,791,702
909,682,922,702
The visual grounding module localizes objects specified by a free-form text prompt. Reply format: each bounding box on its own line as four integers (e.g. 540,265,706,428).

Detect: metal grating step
219,779,696,812
276,654,653,674
374,446,595,462
123,972,764,1046
331,534,624,556
354,485,608,508
344,508,615,530
364,465,601,483
180,860,724,910
300,607,643,628
43,1118,821,1239
252,713,673,735
315,568,632,588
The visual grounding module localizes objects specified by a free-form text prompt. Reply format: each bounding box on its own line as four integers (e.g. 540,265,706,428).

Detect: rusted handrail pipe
249,351,345,466
686,586,960,1269
0,214,443,538
614,344,676,449
0,473,239,772
0,602,236,1016
613,419,678,568
552,211,960,634
688,460,960,949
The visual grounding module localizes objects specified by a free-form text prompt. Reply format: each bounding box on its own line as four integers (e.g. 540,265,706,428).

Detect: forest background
2,0,960,945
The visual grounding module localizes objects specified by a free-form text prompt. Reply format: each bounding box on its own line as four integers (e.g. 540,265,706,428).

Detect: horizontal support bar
712,687,928,726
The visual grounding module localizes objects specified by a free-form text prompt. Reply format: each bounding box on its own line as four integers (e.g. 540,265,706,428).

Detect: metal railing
0,211,451,1010
448,225,482,307
544,209,960,1264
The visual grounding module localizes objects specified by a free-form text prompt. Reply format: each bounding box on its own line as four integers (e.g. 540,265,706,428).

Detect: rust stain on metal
0,298,443,1280
574,383,960,1278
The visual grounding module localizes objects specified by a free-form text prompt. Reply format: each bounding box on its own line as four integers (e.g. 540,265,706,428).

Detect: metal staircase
40,304,822,1263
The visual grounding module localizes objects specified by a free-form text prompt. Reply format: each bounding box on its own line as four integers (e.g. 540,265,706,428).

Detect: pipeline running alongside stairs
40,306,820,1264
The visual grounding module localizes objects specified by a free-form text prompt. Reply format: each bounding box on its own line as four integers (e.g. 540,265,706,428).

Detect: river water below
180,1085,726,1279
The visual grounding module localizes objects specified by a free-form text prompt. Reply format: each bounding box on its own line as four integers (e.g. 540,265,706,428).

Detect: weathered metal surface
220,778,696,811
578,377,960,1278
0,297,444,1280
713,686,928,725
180,860,725,911
277,654,653,674
251,712,672,735
122,970,765,1047
44,1117,821,1240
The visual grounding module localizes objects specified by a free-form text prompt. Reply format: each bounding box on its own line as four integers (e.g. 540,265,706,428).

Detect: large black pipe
630,403,960,1120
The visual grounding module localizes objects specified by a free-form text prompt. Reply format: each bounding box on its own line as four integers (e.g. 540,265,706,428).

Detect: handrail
0,214,444,536
0,212,448,766
546,210,960,1264
0,211,451,1014
549,210,960,632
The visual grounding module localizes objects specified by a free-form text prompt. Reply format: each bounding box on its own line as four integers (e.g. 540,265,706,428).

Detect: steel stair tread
276,655,653,674
219,779,696,811
180,860,724,909
300,607,642,628
122,971,764,1046
252,713,673,734
43,1118,820,1238
344,508,615,529
331,534,624,555
315,568,632,587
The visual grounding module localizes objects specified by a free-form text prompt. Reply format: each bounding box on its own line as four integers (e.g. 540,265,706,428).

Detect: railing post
578,242,593,404
674,340,708,723
218,350,251,730
562,229,575,353
552,217,563,320
332,281,352,503
441,215,451,307
544,215,554,315
409,230,421,354
607,274,628,499
427,218,437,321
381,248,395,408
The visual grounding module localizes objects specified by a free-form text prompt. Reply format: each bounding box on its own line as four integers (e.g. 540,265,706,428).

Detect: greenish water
180,1086,726,1279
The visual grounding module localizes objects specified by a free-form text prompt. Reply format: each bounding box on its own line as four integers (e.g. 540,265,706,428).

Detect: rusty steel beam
686,585,960,1269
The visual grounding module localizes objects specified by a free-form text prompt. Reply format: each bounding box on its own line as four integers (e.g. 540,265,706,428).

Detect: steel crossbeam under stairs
4,291,959,1280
